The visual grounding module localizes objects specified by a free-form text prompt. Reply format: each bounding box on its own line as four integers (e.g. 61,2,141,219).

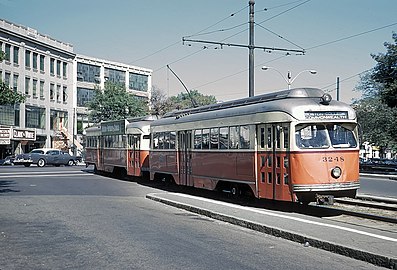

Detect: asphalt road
0,166,383,269
359,174,397,199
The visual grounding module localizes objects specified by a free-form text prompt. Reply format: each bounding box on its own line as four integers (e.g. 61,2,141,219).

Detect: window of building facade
40,80,45,99
63,86,67,103
63,62,67,78
4,72,11,86
50,110,68,130
13,74,18,91
77,62,100,83
56,84,61,102
129,73,148,92
5,44,11,61
56,60,61,77
50,83,55,100
77,87,96,107
33,79,38,97
50,58,55,75
13,47,19,64
40,55,45,72
33,52,38,70
25,50,31,68
25,105,45,129
0,105,19,126
25,77,30,95
105,68,125,85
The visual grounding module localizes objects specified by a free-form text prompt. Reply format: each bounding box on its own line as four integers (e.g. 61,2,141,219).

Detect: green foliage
168,90,217,110
353,97,397,151
150,86,174,116
88,82,148,123
371,32,397,107
0,50,26,105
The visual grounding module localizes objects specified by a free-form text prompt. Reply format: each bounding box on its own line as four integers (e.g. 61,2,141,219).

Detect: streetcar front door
257,123,292,201
178,130,193,186
129,135,141,176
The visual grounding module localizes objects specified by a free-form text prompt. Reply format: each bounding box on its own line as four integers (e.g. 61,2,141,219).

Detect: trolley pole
249,0,255,97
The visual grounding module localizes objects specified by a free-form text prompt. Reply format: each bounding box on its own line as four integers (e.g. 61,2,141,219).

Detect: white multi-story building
0,19,152,158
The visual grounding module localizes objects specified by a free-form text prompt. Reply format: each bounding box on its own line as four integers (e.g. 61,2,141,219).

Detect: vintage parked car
14,148,78,167
0,155,15,166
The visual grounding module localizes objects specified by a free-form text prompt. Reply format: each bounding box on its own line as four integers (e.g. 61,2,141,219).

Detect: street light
261,66,317,90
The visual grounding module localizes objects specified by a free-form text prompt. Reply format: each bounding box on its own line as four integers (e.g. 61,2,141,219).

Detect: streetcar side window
194,129,202,149
152,133,159,149
170,131,176,149
202,129,210,149
210,128,219,149
229,126,239,149
240,125,250,149
219,127,229,149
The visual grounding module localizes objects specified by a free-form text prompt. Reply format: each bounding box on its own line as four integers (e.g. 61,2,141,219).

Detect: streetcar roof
151,88,356,127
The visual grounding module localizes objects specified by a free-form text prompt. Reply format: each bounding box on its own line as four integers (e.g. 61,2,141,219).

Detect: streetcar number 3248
322,156,345,162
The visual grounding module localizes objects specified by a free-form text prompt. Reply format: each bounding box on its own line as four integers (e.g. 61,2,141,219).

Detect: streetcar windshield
295,123,357,149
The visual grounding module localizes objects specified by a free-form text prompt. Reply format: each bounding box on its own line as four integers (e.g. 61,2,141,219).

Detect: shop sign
0,139,11,145
0,128,11,139
12,128,36,141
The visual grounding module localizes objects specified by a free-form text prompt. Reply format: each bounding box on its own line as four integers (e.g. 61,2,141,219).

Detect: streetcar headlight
320,93,332,105
331,166,342,179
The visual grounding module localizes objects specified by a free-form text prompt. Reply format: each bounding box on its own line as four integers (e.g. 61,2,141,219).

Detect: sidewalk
146,192,396,269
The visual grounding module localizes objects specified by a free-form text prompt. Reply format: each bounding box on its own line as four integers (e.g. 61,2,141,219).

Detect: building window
13,47,19,64
105,68,125,85
77,62,100,83
13,74,19,91
4,72,11,86
57,84,61,102
25,77,30,95
63,62,67,78
25,50,31,68
25,106,45,129
40,55,45,72
33,79,38,97
0,105,19,126
77,87,96,107
50,58,55,75
33,53,38,70
63,86,67,103
56,60,61,77
50,110,68,130
5,44,11,61
40,80,45,99
50,83,55,100
129,73,148,92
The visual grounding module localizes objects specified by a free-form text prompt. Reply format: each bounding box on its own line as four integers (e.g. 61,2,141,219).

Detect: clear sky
1,0,396,103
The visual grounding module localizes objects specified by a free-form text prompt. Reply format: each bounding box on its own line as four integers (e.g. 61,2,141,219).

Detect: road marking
163,192,397,243
0,170,88,175
0,173,92,178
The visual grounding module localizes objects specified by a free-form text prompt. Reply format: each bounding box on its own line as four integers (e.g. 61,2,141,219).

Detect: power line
255,23,305,50
307,22,397,50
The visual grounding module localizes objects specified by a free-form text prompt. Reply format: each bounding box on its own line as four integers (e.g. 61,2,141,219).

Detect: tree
168,89,217,110
371,32,397,107
0,50,26,105
88,82,148,123
150,86,173,117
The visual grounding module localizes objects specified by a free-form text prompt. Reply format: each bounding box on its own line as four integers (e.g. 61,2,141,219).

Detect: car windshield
30,150,44,154
295,123,357,149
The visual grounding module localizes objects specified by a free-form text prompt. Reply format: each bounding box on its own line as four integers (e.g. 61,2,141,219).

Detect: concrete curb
360,173,397,181
146,194,396,269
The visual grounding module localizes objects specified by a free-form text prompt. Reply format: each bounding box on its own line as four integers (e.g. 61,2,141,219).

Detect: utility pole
336,77,340,101
182,0,305,97
248,0,255,97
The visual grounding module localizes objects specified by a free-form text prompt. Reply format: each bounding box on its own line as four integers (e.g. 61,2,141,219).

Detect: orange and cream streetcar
85,116,155,178
149,88,359,203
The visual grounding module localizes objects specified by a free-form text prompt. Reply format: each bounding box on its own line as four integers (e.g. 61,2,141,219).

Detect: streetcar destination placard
304,111,348,120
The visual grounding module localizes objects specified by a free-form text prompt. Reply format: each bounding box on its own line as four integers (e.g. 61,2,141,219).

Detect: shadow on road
0,180,20,194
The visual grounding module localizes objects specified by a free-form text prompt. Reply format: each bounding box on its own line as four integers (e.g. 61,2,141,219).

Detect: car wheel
24,163,31,167
37,159,46,167
67,160,75,166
